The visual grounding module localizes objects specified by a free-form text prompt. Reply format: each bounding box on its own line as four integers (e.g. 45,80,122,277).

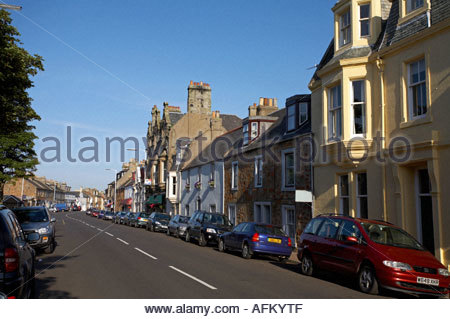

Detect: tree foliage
0,9,44,199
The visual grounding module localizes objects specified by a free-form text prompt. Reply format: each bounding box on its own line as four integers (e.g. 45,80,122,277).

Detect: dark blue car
218,222,292,261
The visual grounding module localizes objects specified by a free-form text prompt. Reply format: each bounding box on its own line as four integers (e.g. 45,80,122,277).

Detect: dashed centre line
134,247,157,260
169,266,217,290
116,238,129,245
105,232,114,237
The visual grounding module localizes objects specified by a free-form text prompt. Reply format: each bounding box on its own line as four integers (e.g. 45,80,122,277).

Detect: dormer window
340,10,352,47
407,0,424,13
243,124,249,145
287,104,296,131
251,122,258,139
299,103,308,126
359,4,370,37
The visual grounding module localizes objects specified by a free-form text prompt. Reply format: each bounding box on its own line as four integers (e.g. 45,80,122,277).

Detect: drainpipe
376,57,388,222
427,8,431,28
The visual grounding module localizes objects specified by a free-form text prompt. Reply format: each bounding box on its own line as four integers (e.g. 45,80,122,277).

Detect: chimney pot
274,98,278,107
259,97,264,105
269,98,273,107
264,98,269,105
200,81,203,86
190,80,193,85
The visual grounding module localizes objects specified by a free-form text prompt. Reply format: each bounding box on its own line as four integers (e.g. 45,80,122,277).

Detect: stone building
145,81,241,214
223,96,312,246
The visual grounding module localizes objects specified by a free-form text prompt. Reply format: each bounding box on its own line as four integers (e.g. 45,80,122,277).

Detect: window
185,205,190,216
210,204,216,213
228,204,236,225
408,59,427,118
329,84,342,139
407,0,424,13
359,4,370,37
303,218,324,235
172,176,177,196
339,175,350,216
417,169,434,253
231,161,238,190
282,150,295,190
317,219,340,239
340,10,352,47
210,163,215,182
186,170,191,186
351,80,366,135
251,122,258,139
254,203,271,224
287,104,296,131
282,206,296,243
356,172,368,219
299,102,308,125
337,220,361,241
243,124,249,145
197,167,201,183
254,156,263,187
196,197,201,211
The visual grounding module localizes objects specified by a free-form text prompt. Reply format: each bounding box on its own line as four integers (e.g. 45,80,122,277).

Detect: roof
169,112,184,126
220,114,242,131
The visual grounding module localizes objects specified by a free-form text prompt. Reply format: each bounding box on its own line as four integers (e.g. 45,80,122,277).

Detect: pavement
33,211,387,299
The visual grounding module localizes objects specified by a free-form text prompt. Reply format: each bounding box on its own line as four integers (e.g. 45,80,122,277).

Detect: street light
105,168,118,212
0,4,22,10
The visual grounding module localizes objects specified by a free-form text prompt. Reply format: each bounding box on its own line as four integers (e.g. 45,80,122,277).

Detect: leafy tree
0,9,44,202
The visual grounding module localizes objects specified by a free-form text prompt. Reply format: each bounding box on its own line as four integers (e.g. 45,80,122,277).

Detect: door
417,169,435,254
314,218,340,270
333,220,364,273
193,213,204,239
227,223,245,249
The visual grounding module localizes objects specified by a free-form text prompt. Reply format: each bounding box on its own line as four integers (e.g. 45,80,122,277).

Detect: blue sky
6,0,336,191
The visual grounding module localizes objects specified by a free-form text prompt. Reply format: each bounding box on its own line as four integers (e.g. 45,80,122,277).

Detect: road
34,211,386,299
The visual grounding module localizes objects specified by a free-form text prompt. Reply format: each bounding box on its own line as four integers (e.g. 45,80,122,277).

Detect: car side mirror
26,232,40,244
346,236,359,244
51,218,56,223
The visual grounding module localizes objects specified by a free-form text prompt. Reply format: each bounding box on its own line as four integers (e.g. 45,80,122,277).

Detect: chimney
216,111,220,118
212,111,216,118
259,97,264,105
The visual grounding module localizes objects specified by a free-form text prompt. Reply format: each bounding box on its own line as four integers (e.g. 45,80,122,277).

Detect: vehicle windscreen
254,225,286,237
179,216,189,223
155,214,170,221
361,222,424,250
140,213,150,218
13,209,48,223
203,214,231,226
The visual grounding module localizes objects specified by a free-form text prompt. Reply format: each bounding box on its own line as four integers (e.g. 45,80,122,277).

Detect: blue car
218,222,293,261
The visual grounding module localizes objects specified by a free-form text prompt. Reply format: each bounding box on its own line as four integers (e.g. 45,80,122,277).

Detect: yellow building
309,0,450,267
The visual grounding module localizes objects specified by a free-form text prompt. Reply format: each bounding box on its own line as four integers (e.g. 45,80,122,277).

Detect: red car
298,215,450,298
91,210,100,218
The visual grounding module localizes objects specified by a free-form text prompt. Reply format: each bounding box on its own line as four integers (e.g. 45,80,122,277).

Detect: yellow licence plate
268,238,281,244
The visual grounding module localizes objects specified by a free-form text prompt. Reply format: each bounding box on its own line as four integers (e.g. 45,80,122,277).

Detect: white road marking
134,247,157,260
116,238,129,245
169,266,217,290
105,232,114,237
90,225,96,229
97,228,103,231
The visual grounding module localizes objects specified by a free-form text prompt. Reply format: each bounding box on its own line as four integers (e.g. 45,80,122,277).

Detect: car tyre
44,239,56,254
198,233,206,247
242,243,252,259
166,228,170,236
218,239,226,252
185,230,191,243
358,264,379,295
150,224,155,232
300,254,314,276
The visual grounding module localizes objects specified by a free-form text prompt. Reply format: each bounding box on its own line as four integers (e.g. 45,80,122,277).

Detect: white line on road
116,238,129,245
134,247,157,260
90,225,96,229
169,266,217,290
105,232,114,237
97,228,103,231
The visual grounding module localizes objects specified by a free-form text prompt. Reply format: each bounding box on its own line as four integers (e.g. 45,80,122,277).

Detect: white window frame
339,175,350,216
356,172,368,219
197,167,202,184
408,58,427,120
407,0,424,13
231,161,238,190
185,204,190,217
340,9,352,47
171,176,177,196
351,80,366,137
282,149,295,191
299,102,308,126
254,202,271,224
359,3,370,38
210,163,215,182
228,204,236,226
328,84,342,140
254,155,263,188
243,124,249,145
287,104,296,131
251,122,258,140
282,205,296,246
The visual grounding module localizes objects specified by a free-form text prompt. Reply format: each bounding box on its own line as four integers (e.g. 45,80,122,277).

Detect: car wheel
175,229,179,238
166,228,170,236
150,224,155,232
198,233,206,247
44,239,56,254
358,264,379,294
300,254,314,276
242,243,252,259
218,239,226,252
185,230,191,242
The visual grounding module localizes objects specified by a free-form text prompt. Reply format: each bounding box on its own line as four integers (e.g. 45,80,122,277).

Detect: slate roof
169,112,184,126
220,114,242,131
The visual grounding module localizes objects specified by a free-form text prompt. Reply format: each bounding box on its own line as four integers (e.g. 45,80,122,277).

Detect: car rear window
179,216,189,223
155,214,170,220
140,213,150,218
254,225,286,237
317,219,340,239
13,208,48,223
203,214,231,226
303,218,324,235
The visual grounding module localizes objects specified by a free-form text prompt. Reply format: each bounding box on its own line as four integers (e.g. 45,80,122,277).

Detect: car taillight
251,233,260,242
288,238,292,247
138,217,141,220
4,248,19,272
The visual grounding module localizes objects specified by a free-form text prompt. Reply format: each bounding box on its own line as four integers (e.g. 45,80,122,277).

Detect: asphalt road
34,211,387,299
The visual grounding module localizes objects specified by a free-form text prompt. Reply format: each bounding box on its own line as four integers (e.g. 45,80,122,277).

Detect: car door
332,220,364,274
193,213,204,239
314,218,341,271
227,223,245,249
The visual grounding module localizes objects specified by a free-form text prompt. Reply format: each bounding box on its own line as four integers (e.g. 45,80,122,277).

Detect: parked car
114,212,127,224
218,222,292,261
146,212,171,232
103,212,114,220
167,215,190,238
122,212,136,226
91,210,100,218
112,212,123,224
97,211,105,219
0,205,39,298
86,209,92,216
129,212,150,228
298,214,450,298
54,203,68,212
185,211,233,246
12,206,56,254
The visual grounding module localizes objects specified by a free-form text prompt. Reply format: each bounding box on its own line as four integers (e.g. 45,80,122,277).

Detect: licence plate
417,277,439,286
268,238,281,244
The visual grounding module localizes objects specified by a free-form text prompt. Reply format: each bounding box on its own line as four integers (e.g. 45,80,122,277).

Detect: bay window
329,84,342,140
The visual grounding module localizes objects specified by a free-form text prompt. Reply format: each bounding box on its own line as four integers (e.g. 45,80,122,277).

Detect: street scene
1,0,450,303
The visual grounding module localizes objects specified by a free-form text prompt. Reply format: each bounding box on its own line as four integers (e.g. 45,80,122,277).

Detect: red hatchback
298,215,450,298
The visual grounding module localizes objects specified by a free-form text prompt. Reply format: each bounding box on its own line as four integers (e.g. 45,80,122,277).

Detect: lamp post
0,4,22,10
106,169,117,212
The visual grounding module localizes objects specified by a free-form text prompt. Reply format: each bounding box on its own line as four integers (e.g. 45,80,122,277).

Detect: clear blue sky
7,0,336,191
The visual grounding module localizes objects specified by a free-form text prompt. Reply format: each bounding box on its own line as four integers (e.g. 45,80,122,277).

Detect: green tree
0,9,44,202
